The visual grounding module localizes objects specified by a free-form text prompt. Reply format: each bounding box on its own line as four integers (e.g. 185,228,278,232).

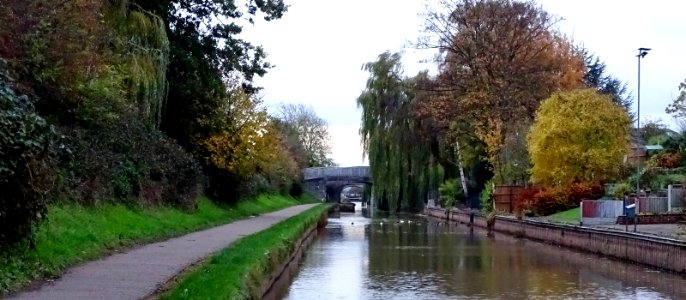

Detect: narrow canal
279,210,686,299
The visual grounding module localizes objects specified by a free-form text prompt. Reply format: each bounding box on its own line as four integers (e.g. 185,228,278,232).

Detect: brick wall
425,208,686,274
617,214,686,225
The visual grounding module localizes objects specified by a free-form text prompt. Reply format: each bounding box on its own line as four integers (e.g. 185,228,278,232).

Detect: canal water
280,210,686,299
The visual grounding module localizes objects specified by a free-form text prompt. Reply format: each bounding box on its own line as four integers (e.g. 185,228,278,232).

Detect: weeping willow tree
357,52,437,212
106,0,170,128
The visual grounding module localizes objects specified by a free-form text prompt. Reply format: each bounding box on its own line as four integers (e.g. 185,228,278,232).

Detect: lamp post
636,47,650,198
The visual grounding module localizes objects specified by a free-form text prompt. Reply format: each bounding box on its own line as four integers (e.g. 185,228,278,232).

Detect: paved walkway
534,216,686,241
591,223,686,240
9,204,318,300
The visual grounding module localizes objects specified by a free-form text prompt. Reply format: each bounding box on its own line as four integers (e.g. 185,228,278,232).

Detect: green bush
0,60,55,246
438,180,461,209
612,182,633,199
481,180,494,213
54,114,202,210
648,173,686,191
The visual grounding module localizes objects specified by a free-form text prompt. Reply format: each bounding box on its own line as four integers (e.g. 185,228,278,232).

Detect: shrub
612,182,634,199
480,180,494,213
438,180,462,209
54,114,202,210
515,181,603,216
513,186,542,215
657,152,682,169
0,60,55,246
567,181,604,201
532,190,565,216
141,130,203,210
648,173,686,191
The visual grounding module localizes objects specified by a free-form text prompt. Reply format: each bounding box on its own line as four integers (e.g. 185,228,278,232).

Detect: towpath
9,204,318,300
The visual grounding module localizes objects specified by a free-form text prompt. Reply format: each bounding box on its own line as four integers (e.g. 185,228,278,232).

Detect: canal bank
157,204,330,299
424,207,686,274
260,206,329,299
8,204,323,300
282,210,686,299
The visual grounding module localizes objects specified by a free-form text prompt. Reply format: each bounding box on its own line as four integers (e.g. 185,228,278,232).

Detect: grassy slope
548,207,580,224
0,194,314,295
162,204,329,300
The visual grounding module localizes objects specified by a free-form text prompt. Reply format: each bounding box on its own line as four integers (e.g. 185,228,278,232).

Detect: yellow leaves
201,88,279,179
422,1,587,184
528,89,631,186
203,133,257,175
474,117,502,162
262,133,300,187
200,86,304,188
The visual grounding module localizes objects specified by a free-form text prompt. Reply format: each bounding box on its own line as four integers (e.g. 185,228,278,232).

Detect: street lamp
636,47,650,197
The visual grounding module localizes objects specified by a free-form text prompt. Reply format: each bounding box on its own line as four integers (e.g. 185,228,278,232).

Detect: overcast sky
243,0,686,167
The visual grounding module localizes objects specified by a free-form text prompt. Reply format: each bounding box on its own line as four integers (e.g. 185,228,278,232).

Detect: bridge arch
303,166,371,202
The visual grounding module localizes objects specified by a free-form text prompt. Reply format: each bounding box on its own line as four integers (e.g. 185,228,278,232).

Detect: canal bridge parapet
303,166,371,202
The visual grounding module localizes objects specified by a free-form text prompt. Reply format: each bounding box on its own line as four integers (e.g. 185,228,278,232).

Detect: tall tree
131,0,287,150
420,0,585,183
582,50,633,116
271,118,309,169
358,52,436,212
528,89,631,185
201,86,276,201
638,119,674,145
0,0,170,126
276,103,334,167
665,78,686,119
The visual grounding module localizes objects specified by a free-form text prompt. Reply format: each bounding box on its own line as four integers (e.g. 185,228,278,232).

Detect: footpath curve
9,204,318,300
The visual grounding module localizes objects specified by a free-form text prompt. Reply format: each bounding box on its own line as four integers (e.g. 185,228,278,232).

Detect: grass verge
161,203,329,300
0,194,315,295
548,207,580,224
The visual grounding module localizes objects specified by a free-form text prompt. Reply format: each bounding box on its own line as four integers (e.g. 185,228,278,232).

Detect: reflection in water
282,212,686,299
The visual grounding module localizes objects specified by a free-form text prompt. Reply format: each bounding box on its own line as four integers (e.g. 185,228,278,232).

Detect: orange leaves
419,0,587,183
656,152,682,169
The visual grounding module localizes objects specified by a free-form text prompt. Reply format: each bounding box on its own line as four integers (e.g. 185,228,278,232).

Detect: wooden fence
493,185,526,213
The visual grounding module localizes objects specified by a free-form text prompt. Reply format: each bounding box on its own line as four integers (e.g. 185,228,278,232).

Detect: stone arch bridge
303,166,371,202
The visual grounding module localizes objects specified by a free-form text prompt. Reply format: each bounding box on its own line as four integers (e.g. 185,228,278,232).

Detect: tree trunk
455,140,469,197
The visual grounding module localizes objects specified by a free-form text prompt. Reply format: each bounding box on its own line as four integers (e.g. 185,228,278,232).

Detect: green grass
161,204,330,300
0,194,315,295
548,207,580,224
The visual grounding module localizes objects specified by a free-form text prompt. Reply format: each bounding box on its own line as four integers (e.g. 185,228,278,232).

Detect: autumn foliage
528,89,631,186
515,181,604,216
0,0,314,245
356,0,628,211
420,0,585,182
201,88,305,201
656,152,682,169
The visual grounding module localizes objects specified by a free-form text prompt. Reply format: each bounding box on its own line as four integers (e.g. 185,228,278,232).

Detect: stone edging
260,211,328,299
